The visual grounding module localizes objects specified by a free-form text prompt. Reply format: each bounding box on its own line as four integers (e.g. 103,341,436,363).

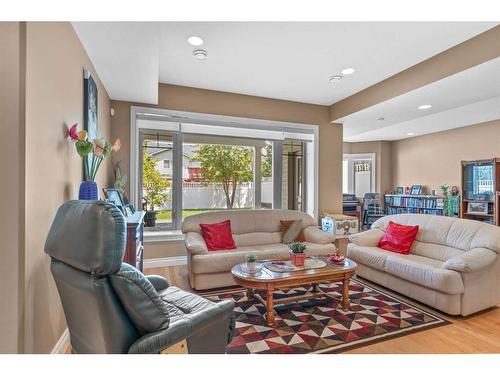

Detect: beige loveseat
348,214,500,316
182,210,336,290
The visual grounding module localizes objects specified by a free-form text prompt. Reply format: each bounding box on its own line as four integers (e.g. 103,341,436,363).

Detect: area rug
203,278,450,354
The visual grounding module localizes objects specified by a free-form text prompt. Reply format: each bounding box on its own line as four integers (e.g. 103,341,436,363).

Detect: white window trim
131,106,320,242
342,153,376,197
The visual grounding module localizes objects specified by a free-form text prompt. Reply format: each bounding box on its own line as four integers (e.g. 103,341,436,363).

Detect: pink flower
67,123,79,142
93,138,106,157
111,138,121,152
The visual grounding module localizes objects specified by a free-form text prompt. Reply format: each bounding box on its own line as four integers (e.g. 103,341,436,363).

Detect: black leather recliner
45,200,235,354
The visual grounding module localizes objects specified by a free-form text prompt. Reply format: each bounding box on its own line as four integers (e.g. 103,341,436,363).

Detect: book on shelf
385,194,444,216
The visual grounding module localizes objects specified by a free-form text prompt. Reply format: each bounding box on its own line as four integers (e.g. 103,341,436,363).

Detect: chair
362,193,385,229
44,200,235,354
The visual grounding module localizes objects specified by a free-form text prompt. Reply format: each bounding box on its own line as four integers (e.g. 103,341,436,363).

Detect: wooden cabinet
460,158,500,225
123,211,146,271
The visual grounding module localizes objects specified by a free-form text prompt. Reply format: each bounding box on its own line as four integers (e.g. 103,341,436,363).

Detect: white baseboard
144,256,188,269
51,328,70,354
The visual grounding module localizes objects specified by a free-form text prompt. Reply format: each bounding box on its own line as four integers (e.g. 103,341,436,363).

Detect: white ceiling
340,57,500,142
72,22,160,104
72,22,496,105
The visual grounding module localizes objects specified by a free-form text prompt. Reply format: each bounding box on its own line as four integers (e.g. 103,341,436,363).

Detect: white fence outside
157,181,273,210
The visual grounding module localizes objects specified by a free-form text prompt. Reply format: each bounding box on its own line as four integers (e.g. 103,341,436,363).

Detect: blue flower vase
78,180,99,200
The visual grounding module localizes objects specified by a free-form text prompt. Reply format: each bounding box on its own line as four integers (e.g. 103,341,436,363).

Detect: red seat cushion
378,221,419,255
199,220,236,251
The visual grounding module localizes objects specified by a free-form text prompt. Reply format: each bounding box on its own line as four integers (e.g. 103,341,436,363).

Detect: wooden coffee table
231,257,357,326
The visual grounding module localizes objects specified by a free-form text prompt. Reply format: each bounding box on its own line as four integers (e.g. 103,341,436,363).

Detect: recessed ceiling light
193,49,208,60
187,36,204,46
341,67,355,75
407,132,415,136
418,104,432,110
329,75,343,83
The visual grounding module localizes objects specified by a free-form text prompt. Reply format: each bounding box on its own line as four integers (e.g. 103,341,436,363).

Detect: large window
130,108,318,237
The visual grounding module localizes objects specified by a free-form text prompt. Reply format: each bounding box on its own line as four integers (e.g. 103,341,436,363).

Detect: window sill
144,230,185,243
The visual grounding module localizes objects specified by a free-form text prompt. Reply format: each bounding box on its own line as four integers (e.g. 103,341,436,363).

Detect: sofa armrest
184,232,208,255
145,275,170,291
304,226,335,244
349,228,384,247
442,248,497,273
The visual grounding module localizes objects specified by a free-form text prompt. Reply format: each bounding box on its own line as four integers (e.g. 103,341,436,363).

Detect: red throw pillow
199,220,236,251
378,221,419,255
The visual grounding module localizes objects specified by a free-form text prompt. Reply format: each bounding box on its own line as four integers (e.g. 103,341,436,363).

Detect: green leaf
193,144,254,209
75,141,93,157
102,142,112,158
142,147,171,211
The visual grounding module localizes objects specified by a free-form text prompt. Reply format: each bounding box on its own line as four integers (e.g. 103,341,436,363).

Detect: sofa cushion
378,221,419,254
109,263,170,334
159,286,214,316
233,232,281,247
384,254,464,294
281,220,305,243
371,213,500,253
200,220,236,251
191,242,334,274
182,209,317,235
347,244,391,272
411,240,465,262
192,247,266,274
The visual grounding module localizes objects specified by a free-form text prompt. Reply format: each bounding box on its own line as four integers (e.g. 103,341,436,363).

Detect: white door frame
342,153,376,197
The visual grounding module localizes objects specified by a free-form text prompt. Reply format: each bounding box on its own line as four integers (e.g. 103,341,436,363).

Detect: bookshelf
385,194,445,216
460,158,500,225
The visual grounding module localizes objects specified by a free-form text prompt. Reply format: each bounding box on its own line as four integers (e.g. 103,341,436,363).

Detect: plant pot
246,262,258,272
78,180,99,200
144,211,157,227
289,252,306,267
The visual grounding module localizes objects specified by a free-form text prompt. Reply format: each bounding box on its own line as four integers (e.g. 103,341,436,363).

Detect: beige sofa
348,214,500,316
182,210,336,290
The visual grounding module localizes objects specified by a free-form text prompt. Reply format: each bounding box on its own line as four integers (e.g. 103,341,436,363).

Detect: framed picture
410,185,422,195
103,188,125,214
84,70,98,176
396,187,404,194
467,202,489,215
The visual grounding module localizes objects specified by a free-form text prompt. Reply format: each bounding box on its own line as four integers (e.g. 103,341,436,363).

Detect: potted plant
66,123,120,200
143,148,170,227
245,254,259,273
288,242,307,266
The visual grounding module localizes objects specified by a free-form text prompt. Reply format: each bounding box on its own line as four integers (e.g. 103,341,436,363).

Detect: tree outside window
194,145,253,209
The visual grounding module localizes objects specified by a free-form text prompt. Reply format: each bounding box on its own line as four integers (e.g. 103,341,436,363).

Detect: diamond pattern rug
203,278,449,354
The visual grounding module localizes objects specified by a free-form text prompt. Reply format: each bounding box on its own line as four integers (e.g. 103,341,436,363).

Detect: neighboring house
147,143,201,181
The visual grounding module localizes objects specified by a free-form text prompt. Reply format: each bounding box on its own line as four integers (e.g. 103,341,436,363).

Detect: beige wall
392,119,500,194
23,22,112,354
343,141,393,196
0,22,25,354
0,22,112,353
111,84,343,259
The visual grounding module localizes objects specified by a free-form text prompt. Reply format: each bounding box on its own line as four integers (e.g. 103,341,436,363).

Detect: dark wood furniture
461,158,500,225
231,258,357,326
123,211,146,271
342,193,362,228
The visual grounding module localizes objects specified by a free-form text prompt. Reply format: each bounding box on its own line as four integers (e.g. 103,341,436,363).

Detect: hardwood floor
146,265,500,354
